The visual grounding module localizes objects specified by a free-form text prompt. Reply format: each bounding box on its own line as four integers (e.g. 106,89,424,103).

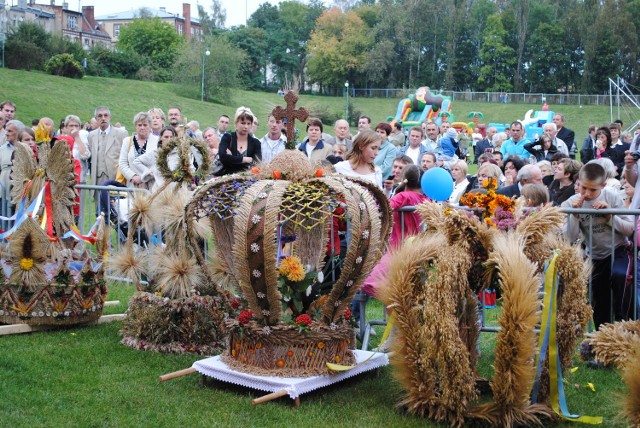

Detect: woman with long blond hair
334,129,383,189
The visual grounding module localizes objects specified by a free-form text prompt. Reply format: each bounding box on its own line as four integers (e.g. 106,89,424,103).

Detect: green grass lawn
0,284,630,428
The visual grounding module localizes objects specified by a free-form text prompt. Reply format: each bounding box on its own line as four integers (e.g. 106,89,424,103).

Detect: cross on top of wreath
272,91,309,150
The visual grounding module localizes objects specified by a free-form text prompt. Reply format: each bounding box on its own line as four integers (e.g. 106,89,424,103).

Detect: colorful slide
388,87,453,130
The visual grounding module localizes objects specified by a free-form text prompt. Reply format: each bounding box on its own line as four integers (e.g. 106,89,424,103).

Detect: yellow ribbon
538,252,602,424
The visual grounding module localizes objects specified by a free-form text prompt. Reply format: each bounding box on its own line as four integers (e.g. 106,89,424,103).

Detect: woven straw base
222,321,356,377
0,284,106,326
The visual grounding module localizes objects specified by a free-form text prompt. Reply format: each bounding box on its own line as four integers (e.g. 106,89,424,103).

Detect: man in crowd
388,122,406,148
422,121,441,154
496,164,542,198
88,106,128,202
1,101,16,122
420,152,437,171
580,125,597,163
399,126,428,166
167,107,183,128
325,119,352,150
383,155,412,198
500,121,530,160
474,126,496,164
261,114,286,164
438,121,451,139
553,113,576,158
356,115,371,136
543,122,569,156
217,114,230,139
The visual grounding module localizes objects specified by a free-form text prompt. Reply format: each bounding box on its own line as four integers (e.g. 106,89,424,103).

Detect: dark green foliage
87,45,145,79
44,54,84,79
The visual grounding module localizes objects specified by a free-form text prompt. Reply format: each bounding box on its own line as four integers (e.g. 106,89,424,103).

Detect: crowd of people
0,99,638,326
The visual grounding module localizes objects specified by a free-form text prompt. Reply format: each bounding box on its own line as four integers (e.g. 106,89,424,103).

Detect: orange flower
272,170,282,179
317,342,325,349
315,168,324,177
276,359,285,367
278,256,305,282
251,167,260,174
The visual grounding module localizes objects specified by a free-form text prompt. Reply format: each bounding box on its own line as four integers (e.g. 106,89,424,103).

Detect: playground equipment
388,87,453,130
489,109,555,140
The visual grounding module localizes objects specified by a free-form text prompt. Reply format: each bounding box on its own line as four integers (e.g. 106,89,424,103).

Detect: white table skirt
192,350,389,399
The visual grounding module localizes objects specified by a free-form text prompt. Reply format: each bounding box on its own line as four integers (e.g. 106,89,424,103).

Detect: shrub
88,45,145,79
4,40,47,70
44,54,84,78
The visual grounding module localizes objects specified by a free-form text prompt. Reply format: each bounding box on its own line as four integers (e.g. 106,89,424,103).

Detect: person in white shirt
543,122,569,156
260,114,287,164
399,126,427,166
334,130,383,189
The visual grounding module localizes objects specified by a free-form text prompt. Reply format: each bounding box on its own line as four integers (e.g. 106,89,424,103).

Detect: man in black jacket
553,113,576,159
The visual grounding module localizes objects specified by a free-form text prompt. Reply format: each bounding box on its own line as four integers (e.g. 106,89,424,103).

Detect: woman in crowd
449,159,469,205
148,108,166,137
334,130,383,189
524,134,557,162
491,131,508,151
463,162,503,194
548,158,581,206
374,122,397,179
537,160,553,180
218,106,261,175
63,114,91,183
590,157,621,191
118,112,159,189
503,156,525,186
601,123,629,178
298,118,332,163
594,126,610,159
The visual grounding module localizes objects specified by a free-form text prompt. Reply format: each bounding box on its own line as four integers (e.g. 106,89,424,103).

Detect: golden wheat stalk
470,234,553,427
621,344,640,427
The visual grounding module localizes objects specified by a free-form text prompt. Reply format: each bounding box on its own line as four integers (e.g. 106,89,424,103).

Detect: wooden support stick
0,314,126,336
158,367,196,382
104,300,121,307
96,314,126,324
251,389,289,405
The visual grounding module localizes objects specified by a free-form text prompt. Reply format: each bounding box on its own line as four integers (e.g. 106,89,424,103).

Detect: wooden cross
272,91,309,150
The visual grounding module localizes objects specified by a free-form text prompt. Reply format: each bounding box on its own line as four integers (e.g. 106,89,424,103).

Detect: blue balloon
420,167,454,201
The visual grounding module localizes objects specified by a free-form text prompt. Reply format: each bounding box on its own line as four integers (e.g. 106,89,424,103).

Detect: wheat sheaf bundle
621,344,640,427
153,252,205,300
587,320,640,367
380,233,477,427
8,218,51,291
470,234,554,427
107,244,145,290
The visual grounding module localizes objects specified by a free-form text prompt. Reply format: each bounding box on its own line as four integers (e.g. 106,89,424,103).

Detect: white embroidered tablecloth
192,350,389,399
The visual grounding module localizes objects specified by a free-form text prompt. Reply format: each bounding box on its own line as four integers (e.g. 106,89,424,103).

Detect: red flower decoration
295,314,312,326
344,307,352,320
315,168,324,177
251,167,260,175
238,309,253,324
272,170,282,179
230,299,241,310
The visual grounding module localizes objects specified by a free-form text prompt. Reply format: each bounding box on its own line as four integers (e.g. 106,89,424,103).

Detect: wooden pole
158,367,196,382
0,314,125,336
251,389,289,405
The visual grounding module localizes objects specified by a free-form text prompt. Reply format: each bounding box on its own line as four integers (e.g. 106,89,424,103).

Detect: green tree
5,22,51,70
198,0,227,35
172,35,245,103
117,17,183,80
307,8,374,89
227,26,268,89
248,0,324,90
526,24,571,92
477,13,516,91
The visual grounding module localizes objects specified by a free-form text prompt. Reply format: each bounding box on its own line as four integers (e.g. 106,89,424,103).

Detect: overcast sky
65,0,287,28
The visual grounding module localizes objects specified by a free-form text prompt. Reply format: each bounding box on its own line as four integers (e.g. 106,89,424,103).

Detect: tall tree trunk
514,0,530,92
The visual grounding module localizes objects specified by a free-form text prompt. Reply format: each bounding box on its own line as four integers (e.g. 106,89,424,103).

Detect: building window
114,24,121,37
177,24,183,35
67,15,78,31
